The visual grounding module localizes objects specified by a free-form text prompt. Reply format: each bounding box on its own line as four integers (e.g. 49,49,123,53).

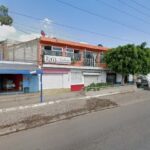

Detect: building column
38,43,42,66
62,46,67,57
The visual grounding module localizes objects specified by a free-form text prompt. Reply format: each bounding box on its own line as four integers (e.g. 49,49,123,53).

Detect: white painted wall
128,74,133,82
116,74,122,83
71,70,83,85
84,75,99,86
43,73,70,89
62,73,70,88
43,74,63,89
100,71,106,83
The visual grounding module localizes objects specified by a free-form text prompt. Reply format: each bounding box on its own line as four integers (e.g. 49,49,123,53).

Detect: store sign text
44,55,71,65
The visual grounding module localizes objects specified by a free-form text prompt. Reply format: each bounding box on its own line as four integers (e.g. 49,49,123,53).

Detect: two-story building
0,37,127,94
39,37,108,91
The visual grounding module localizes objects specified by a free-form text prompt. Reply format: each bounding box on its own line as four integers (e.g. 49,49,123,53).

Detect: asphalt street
0,94,150,150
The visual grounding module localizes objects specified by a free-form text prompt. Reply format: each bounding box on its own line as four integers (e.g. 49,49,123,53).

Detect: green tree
104,43,150,85
137,42,150,75
0,5,13,25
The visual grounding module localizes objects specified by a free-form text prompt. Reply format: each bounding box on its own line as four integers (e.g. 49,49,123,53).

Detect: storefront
0,69,42,93
0,74,23,92
42,68,70,89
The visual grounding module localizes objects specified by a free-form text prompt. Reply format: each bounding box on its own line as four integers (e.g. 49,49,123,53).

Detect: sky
1,0,150,47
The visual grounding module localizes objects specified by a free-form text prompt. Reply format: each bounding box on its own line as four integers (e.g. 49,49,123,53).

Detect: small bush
84,82,113,92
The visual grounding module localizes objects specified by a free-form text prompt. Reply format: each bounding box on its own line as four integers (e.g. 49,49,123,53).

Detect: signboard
44,55,71,65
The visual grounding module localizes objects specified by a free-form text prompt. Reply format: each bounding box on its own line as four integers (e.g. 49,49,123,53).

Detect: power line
118,0,150,18
17,28,31,34
97,0,150,25
14,22,85,41
10,11,133,42
131,0,150,12
55,0,150,36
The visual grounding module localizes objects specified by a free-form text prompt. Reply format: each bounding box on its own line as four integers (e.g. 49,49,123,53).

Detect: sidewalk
0,85,136,109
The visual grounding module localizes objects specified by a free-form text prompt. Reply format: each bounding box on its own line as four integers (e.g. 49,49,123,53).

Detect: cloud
41,18,53,36
0,25,16,41
42,18,53,25
18,33,40,42
0,25,40,42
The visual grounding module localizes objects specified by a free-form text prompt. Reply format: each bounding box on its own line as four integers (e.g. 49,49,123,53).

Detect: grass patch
84,83,113,92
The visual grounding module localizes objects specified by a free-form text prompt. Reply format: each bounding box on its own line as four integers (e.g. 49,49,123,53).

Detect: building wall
42,68,70,90
100,71,106,83
5,39,39,64
23,74,39,93
116,73,122,83
41,67,107,91
128,74,133,83
42,73,70,89
70,69,107,91
39,37,108,91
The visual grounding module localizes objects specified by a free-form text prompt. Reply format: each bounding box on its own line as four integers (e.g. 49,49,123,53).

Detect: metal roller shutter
43,74,63,89
84,75,98,86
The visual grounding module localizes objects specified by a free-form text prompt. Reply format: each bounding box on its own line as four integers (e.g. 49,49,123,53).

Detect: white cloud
0,25,16,41
18,33,40,42
43,18,53,25
0,25,40,42
41,18,53,36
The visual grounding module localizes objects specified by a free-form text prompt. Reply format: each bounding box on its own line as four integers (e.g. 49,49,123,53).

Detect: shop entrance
0,74,23,92
106,73,116,84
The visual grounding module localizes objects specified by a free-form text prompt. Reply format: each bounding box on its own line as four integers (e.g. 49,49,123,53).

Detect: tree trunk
121,74,125,85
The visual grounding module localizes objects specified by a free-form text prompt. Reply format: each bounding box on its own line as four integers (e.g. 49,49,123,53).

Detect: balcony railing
83,58,95,67
74,53,81,61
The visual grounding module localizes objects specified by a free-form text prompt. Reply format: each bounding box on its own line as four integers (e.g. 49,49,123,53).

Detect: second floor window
84,51,94,59
100,52,105,63
74,50,81,61
52,46,62,56
66,48,74,60
43,46,51,55
43,46,63,56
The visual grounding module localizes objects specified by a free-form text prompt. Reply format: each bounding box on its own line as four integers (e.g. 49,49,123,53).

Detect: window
66,48,74,59
43,46,63,56
83,51,95,66
52,47,62,52
74,50,81,61
43,46,51,55
66,48,74,53
84,51,93,59
100,52,105,63
51,46,63,56
44,46,51,50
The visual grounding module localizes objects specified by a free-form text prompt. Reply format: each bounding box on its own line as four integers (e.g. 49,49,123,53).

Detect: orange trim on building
40,37,108,52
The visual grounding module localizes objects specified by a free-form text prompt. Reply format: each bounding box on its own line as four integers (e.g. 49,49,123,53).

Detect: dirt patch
0,98,117,135
86,98,117,111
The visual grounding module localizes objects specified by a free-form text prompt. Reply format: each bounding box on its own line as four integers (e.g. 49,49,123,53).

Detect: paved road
1,98,150,150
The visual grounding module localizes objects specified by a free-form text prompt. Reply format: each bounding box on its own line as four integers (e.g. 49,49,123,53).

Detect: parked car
136,75,150,89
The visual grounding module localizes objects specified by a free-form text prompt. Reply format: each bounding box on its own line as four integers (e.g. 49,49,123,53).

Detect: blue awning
0,69,42,74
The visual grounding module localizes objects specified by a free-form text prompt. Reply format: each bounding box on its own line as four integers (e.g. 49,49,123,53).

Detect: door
84,75,98,86
106,73,116,84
